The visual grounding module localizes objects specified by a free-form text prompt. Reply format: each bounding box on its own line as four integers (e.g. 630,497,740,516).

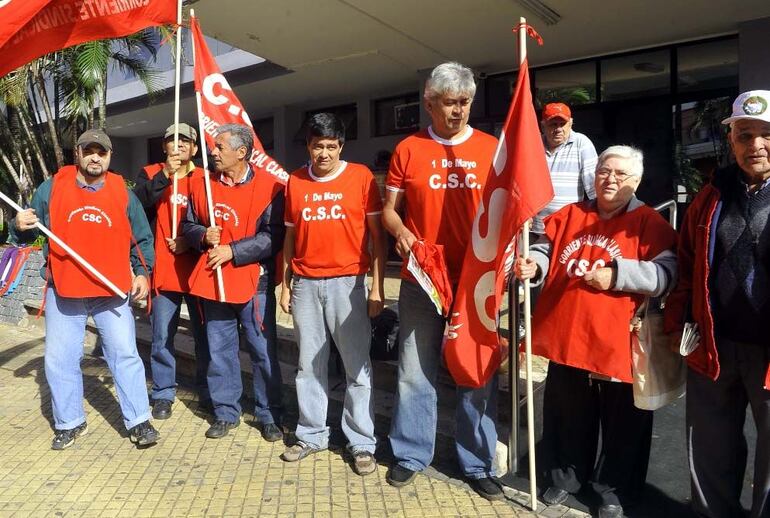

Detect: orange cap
542,103,572,122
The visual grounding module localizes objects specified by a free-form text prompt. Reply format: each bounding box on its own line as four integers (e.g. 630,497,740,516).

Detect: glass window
601,50,670,101
252,117,274,151
677,39,738,93
486,71,517,118
535,61,596,108
373,93,420,137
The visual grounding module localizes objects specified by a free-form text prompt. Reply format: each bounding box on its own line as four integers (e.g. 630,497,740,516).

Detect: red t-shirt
385,126,497,284
532,201,678,382
285,161,382,278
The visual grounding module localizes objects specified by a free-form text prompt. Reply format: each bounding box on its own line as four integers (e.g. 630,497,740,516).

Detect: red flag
443,60,554,388
0,0,177,79
0,0,56,49
190,16,288,191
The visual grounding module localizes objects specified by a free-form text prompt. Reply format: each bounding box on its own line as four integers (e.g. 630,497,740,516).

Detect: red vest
49,165,133,297
532,202,678,382
187,169,279,303
144,163,201,293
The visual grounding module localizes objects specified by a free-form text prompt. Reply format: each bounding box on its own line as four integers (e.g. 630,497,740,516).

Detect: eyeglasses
596,168,635,182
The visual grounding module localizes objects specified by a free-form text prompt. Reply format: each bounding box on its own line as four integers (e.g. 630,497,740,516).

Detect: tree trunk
16,108,50,180
33,69,65,168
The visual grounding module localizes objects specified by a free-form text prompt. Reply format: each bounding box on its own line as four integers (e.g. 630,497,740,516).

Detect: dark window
535,61,597,108
252,117,274,151
300,103,358,141
601,50,671,101
677,39,738,93
373,93,420,136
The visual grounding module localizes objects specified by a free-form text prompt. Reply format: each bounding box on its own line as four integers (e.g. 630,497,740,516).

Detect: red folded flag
443,59,554,388
409,240,453,317
190,15,288,192
0,0,177,79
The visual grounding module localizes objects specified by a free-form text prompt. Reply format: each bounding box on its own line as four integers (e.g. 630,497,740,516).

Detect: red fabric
144,163,200,293
0,0,176,78
0,247,32,297
443,61,554,388
385,129,497,285
285,162,382,278
533,202,677,382
663,183,770,390
0,0,54,49
186,171,264,304
191,15,285,203
48,165,132,297
408,240,453,317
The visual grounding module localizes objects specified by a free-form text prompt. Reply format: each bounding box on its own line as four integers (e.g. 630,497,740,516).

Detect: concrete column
739,17,770,91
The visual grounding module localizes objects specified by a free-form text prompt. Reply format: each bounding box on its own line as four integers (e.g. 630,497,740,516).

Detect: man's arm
367,213,386,317
279,225,296,314
180,192,208,251
10,179,52,244
229,190,286,266
126,191,155,278
132,165,170,211
382,189,415,258
580,136,599,200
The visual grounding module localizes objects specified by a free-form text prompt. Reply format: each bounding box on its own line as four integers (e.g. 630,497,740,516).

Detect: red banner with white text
191,15,288,193
444,60,554,388
0,0,176,78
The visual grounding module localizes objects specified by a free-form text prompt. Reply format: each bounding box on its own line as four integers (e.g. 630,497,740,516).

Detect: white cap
722,90,770,125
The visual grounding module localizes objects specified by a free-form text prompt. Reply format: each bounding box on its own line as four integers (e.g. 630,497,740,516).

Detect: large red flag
443,60,554,388
0,0,177,79
190,16,288,193
0,0,55,49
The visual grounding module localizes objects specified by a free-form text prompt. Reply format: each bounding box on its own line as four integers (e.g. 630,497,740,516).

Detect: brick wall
0,249,45,325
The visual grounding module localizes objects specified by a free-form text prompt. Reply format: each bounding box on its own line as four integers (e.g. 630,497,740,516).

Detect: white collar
308,160,348,182
427,125,473,146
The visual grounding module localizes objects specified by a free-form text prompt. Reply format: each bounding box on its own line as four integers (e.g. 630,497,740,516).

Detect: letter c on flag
202,74,232,106
0,0,12,7
471,188,507,263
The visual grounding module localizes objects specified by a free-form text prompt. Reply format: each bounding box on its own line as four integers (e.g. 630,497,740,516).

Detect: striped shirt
533,130,598,234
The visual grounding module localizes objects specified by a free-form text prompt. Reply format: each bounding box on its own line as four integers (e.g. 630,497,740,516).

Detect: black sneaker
542,486,569,506
205,419,239,439
128,421,159,447
260,422,283,442
470,477,504,501
51,422,88,450
152,399,173,420
386,464,418,487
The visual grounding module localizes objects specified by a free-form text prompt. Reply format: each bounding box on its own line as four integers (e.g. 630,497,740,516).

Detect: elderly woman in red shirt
514,145,678,518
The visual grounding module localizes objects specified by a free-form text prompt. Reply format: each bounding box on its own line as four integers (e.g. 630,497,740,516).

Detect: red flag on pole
0,0,177,78
190,16,288,193
443,59,554,388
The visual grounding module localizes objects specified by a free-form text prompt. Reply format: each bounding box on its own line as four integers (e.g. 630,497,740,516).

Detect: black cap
76,129,112,151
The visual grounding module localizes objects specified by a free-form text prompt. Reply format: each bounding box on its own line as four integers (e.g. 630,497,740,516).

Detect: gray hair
597,145,644,177
424,62,477,101
215,123,253,157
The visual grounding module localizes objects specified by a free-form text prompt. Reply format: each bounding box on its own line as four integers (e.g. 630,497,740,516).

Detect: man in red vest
133,123,210,419
181,123,285,441
13,129,159,450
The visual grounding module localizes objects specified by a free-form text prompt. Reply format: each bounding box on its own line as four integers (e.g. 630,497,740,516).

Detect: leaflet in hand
406,251,443,315
679,322,700,356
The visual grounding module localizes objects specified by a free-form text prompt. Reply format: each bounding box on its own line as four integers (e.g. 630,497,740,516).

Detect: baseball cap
76,129,112,151
164,122,197,141
722,91,770,125
542,102,572,122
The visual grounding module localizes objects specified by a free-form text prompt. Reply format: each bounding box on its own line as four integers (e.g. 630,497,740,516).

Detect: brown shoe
352,451,377,476
281,441,325,462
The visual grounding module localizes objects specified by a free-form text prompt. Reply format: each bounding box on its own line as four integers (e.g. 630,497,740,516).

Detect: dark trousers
542,362,653,507
204,290,283,424
687,338,770,518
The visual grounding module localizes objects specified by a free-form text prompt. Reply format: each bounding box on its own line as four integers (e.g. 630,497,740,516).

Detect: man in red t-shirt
382,62,503,500
133,123,210,419
279,113,386,476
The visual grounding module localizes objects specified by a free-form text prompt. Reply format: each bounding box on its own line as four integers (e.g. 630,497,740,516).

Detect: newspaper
679,322,700,356
406,250,443,315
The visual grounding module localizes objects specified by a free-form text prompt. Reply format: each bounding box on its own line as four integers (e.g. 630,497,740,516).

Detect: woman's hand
514,257,538,281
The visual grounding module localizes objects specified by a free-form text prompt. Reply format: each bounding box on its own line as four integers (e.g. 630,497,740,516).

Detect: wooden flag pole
171,0,183,239
0,190,126,299
190,9,226,302
518,16,538,513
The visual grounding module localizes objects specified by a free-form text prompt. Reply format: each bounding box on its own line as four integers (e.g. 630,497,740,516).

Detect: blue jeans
149,290,209,402
389,281,498,478
44,288,151,430
291,275,376,453
204,289,282,424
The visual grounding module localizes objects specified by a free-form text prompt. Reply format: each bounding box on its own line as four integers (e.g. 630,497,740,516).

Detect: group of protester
10,58,770,518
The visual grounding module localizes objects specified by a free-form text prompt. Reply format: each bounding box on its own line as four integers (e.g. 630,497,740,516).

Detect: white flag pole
0,190,127,299
518,16,538,513
190,9,226,302
171,0,183,239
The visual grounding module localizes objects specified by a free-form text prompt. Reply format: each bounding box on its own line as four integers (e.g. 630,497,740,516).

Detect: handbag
630,297,686,410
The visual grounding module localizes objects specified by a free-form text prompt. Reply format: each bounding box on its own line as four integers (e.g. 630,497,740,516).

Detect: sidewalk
0,322,585,518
